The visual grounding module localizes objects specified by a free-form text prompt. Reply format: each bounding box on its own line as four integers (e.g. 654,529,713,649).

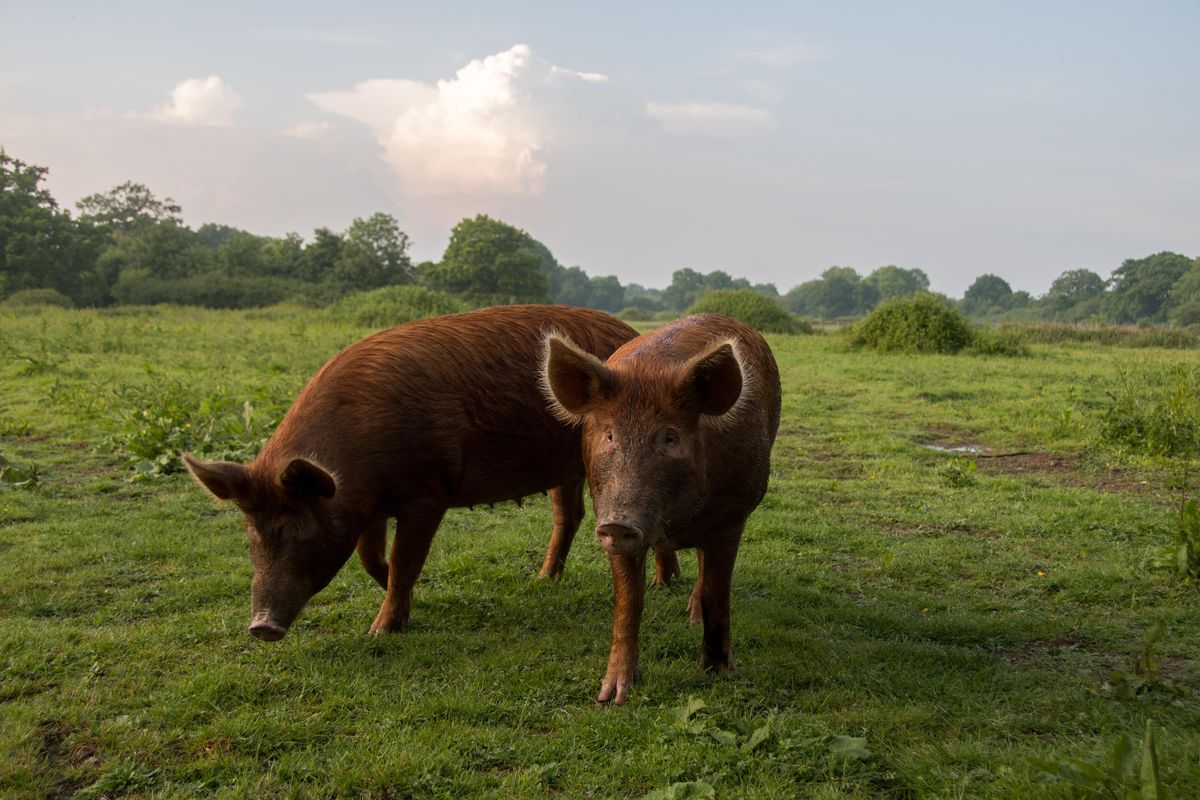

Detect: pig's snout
596,522,646,556
248,614,289,642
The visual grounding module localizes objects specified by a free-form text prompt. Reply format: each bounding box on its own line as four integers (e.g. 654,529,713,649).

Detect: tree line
2,151,1197,326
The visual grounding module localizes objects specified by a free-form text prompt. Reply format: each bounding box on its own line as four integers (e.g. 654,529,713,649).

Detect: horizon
2,2,1197,297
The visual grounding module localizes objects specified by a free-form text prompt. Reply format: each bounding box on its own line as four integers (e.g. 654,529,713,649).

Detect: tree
587,275,625,312
0,151,100,303
962,274,1014,316
1105,252,1193,324
784,267,875,318
425,214,550,305
334,213,414,289
1043,269,1105,312
864,265,929,301
1166,260,1200,327
75,181,181,233
298,227,343,284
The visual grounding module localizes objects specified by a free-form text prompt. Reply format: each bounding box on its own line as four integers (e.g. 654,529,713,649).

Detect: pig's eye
663,429,679,445
605,429,614,442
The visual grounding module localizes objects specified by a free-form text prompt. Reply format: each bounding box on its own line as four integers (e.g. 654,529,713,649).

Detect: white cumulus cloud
309,44,615,196
282,121,335,141
646,101,779,138
150,76,243,127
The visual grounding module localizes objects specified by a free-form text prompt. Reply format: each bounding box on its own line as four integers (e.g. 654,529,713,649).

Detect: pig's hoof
538,565,565,580
597,662,640,704
368,617,409,637
686,595,702,625
700,655,734,675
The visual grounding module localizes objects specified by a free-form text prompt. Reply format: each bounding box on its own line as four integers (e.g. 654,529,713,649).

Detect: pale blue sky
2,1,1197,295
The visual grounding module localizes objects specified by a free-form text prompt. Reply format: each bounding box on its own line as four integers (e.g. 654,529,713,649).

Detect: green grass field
1,305,1197,798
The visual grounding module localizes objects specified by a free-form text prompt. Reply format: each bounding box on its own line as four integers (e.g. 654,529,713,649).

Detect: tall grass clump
1102,363,1200,459
686,288,811,334
330,285,470,328
848,293,974,353
1013,322,1199,349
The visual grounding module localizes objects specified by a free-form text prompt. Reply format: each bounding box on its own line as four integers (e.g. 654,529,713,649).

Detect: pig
183,305,640,642
542,313,780,703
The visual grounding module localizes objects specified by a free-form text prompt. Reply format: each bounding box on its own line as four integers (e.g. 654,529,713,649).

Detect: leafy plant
938,457,978,487
0,454,39,490
1147,497,1200,581
969,326,1032,357
1031,721,1165,799
106,380,283,478
848,293,975,354
1106,622,1180,699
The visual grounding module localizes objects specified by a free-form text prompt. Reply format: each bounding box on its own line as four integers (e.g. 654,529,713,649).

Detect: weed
0,454,40,489
937,457,978,487
4,336,60,375
1031,721,1165,799
1148,497,1200,582
1106,621,1180,699
330,285,469,328
106,381,282,478
0,416,35,436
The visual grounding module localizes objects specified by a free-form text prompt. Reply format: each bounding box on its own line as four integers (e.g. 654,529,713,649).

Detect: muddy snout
595,522,648,557
248,613,289,642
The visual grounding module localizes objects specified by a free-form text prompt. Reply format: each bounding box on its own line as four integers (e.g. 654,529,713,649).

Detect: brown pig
542,313,780,703
184,305,638,642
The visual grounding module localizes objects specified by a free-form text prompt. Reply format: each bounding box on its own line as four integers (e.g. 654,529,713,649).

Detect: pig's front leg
369,504,446,636
599,551,646,704
540,475,586,579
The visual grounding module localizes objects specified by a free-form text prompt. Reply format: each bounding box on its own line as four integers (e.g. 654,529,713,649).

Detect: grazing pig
184,305,637,642
543,313,780,703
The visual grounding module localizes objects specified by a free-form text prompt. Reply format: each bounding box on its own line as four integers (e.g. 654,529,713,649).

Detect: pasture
1,305,1197,798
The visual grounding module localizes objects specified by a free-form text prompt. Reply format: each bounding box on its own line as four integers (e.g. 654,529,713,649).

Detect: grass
1,305,1199,798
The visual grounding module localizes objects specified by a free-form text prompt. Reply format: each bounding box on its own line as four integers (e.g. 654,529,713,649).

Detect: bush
112,271,298,308
848,293,975,354
685,289,809,334
616,306,655,322
330,285,470,328
2,288,74,308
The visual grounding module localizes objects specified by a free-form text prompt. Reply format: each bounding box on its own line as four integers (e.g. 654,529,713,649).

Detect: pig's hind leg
369,503,446,636
357,516,389,589
539,475,586,579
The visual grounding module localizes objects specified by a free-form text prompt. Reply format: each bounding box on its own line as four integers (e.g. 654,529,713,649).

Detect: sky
1,1,1197,297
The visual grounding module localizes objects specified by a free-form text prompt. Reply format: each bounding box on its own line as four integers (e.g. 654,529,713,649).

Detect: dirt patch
975,452,1160,496
998,636,1098,668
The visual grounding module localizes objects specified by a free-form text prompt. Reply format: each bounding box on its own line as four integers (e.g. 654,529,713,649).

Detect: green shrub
968,326,1032,357
616,306,655,322
330,285,470,328
652,309,680,322
849,293,975,354
2,288,74,308
686,289,809,334
112,271,298,308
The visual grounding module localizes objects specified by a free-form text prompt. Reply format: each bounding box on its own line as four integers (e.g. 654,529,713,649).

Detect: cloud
646,101,779,138
149,76,243,127
309,44,616,196
282,121,336,141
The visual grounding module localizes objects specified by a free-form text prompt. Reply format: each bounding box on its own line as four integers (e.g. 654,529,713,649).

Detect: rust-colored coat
186,305,636,640
543,313,781,703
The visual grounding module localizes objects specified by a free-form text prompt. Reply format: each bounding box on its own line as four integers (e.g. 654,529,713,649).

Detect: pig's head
542,333,747,557
183,453,354,641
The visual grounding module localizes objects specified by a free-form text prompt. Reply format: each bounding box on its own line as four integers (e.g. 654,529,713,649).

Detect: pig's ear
279,458,337,501
677,340,744,418
542,333,614,424
184,453,250,502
